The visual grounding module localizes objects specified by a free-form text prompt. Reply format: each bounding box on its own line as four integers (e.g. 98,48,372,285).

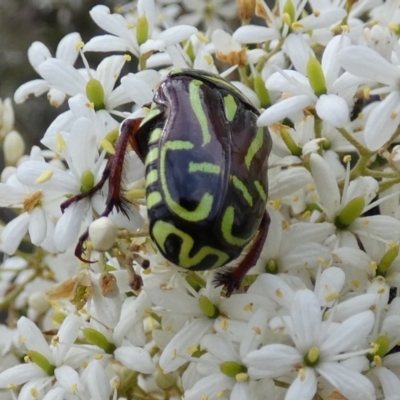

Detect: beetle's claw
213,267,242,297
74,231,97,264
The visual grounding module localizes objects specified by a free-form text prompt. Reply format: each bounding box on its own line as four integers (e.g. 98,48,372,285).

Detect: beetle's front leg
213,210,270,297
62,117,144,261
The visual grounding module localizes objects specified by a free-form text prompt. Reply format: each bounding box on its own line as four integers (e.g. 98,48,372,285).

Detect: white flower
338,41,400,150
84,4,197,59
0,150,61,254
0,314,85,397
14,32,81,106
38,54,132,111
245,289,375,400
258,35,353,128
184,309,269,400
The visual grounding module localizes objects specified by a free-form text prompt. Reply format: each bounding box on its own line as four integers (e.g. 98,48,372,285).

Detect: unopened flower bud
0,98,15,139
1,166,16,183
391,145,400,169
89,217,118,251
4,130,25,166
28,291,50,314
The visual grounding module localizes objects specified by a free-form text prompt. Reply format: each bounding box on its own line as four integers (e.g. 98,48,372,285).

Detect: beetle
63,69,271,296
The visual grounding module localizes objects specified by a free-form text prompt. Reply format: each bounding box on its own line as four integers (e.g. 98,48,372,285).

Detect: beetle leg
213,210,270,297
102,117,144,217
61,117,144,261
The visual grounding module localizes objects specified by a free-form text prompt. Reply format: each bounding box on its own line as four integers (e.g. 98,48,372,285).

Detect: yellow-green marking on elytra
147,191,162,209
189,162,221,174
223,94,237,122
148,127,162,144
221,206,253,246
189,80,211,145
232,176,253,206
254,180,267,202
160,140,214,222
152,220,229,268
245,127,264,170
145,147,159,164
146,169,158,187
140,108,162,128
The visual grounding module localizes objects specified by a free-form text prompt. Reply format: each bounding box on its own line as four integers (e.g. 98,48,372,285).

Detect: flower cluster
1,0,400,399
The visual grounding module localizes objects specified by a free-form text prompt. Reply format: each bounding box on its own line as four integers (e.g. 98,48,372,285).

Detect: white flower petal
321,311,374,355
315,94,350,127
291,290,322,352
16,160,79,194
317,362,375,400
55,32,81,65
322,35,351,89
352,215,400,242
334,294,379,322
29,207,47,245
1,212,30,254
245,344,302,379
363,91,400,150
184,374,233,400
160,319,212,373
97,55,126,96
89,5,131,40
121,74,156,107
231,382,250,400
0,364,47,388
28,42,52,71
284,34,314,75
374,367,400,398
81,361,111,400
338,45,400,86
233,25,279,43
17,317,53,361
286,367,317,400
268,167,313,198
14,80,50,104
156,25,198,47
54,201,86,252
38,59,86,97
84,35,134,53
257,95,315,126
309,153,341,219
114,346,156,374
298,8,346,31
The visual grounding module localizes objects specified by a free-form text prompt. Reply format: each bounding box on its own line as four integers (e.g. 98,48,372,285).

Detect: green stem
239,66,251,86
0,271,39,310
337,127,372,156
256,39,284,73
336,127,376,179
379,178,400,193
139,56,147,71
365,169,399,179
350,154,372,180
